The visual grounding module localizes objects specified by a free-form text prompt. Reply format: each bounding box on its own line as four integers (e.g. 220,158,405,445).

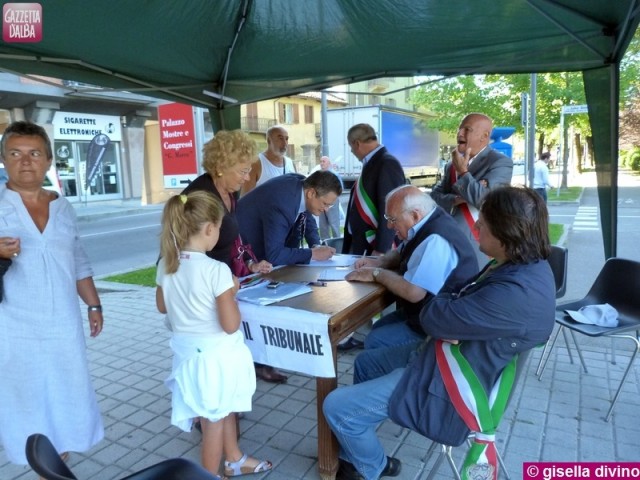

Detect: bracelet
88,305,102,313
246,259,255,268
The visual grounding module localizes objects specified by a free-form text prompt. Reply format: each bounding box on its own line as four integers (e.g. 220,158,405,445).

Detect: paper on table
305,254,360,268
318,267,353,281
236,282,312,305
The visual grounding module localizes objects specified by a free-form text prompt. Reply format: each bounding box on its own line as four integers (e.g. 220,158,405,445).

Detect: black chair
26,434,219,480
535,257,640,421
535,246,583,375
422,349,532,480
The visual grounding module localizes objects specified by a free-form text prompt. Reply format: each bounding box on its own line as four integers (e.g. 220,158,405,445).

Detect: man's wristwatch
372,268,381,281
88,305,102,313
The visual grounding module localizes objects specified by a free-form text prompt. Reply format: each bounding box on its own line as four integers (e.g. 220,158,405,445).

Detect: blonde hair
201,129,256,176
159,190,224,274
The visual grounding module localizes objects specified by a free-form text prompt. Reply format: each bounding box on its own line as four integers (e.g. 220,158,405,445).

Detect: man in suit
431,113,513,265
342,123,406,257
323,186,556,480
237,171,340,266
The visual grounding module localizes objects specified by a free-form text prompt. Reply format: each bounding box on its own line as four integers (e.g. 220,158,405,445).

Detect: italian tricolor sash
353,175,378,246
450,165,480,242
435,340,517,480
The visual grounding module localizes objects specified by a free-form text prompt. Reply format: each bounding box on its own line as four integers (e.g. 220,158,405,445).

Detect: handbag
231,235,258,277
0,258,12,303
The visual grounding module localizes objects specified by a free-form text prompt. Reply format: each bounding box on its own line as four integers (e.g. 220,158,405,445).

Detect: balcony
367,78,389,93
241,116,277,133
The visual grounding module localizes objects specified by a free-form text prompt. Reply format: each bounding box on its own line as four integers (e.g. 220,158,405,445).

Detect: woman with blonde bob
181,130,272,275
156,190,272,478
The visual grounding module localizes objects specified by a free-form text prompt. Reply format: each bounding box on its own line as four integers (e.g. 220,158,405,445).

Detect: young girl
156,190,272,478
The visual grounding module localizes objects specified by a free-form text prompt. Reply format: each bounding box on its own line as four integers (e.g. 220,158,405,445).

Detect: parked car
0,162,63,196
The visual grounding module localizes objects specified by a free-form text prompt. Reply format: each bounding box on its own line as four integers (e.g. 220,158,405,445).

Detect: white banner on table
239,302,334,377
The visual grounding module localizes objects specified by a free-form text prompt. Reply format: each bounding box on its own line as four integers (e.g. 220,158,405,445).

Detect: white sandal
224,453,272,476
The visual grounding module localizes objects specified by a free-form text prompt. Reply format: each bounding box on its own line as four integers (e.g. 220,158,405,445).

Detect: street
78,210,162,277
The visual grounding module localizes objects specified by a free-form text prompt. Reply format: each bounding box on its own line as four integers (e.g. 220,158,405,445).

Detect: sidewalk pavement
2,174,640,479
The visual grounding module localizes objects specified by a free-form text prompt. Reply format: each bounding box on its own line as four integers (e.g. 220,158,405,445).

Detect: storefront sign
52,112,122,142
158,103,198,189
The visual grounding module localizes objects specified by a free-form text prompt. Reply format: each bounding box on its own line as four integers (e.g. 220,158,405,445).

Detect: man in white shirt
534,152,553,203
241,125,295,195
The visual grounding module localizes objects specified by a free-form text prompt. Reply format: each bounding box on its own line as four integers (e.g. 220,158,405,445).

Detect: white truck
326,106,441,189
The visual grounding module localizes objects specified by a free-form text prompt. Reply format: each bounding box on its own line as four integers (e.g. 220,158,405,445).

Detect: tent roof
0,1,638,109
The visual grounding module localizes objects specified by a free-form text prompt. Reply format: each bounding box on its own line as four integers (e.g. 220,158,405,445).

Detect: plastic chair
535,257,640,421
422,349,532,480
535,246,583,375
26,433,219,480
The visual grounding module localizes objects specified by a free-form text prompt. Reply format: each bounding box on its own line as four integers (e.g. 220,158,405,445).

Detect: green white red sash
450,165,480,242
435,340,517,480
353,175,378,246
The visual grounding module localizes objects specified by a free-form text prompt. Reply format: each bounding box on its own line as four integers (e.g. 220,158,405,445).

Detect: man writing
431,113,513,265
347,185,478,349
241,125,295,195
236,171,340,266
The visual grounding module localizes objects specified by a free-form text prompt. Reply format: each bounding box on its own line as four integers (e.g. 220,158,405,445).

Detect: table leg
316,346,339,480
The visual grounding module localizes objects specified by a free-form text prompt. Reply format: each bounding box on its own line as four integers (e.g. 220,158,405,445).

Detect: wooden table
264,265,393,480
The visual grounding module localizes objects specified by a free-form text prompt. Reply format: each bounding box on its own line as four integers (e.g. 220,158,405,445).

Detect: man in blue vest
346,185,478,350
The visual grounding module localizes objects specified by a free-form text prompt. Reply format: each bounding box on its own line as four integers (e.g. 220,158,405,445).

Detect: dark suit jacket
388,260,555,446
430,147,513,264
342,146,406,254
236,174,320,266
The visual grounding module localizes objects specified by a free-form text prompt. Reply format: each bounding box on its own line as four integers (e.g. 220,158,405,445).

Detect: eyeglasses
384,209,408,224
314,191,336,210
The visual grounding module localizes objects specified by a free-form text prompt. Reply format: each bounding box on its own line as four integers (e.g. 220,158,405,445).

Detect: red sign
3,3,42,43
157,103,198,188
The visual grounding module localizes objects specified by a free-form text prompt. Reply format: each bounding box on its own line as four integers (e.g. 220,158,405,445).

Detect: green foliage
549,223,564,245
547,186,582,202
103,266,157,287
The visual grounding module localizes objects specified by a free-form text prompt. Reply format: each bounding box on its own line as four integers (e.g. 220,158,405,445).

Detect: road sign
562,104,588,114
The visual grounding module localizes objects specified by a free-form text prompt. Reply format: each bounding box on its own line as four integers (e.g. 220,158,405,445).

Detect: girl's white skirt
165,331,256,431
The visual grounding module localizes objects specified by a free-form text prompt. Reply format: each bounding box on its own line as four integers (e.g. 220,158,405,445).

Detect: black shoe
337,337,365,352
336,457,401,479
336,459,362,480
255,365,288,383
381,456,402,477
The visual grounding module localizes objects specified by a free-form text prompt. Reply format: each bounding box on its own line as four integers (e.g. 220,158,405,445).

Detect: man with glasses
346,185,478,349
237,171,340,266
431,113,513,265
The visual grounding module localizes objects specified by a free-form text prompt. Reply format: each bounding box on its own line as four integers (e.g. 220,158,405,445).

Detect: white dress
157,253,256,431
0,185,103,464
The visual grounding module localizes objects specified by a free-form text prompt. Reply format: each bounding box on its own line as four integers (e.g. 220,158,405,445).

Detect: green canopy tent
0,0,638,258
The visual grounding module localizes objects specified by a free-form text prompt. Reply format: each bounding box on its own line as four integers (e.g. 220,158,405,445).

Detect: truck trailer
326,106,440,189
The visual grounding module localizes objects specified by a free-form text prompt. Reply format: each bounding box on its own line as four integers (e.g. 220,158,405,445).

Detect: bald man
241,125,296,195
431,113,513,265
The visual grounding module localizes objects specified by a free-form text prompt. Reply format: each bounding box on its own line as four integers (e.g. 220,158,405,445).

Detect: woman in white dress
0,121,104,466
156,190,272,478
